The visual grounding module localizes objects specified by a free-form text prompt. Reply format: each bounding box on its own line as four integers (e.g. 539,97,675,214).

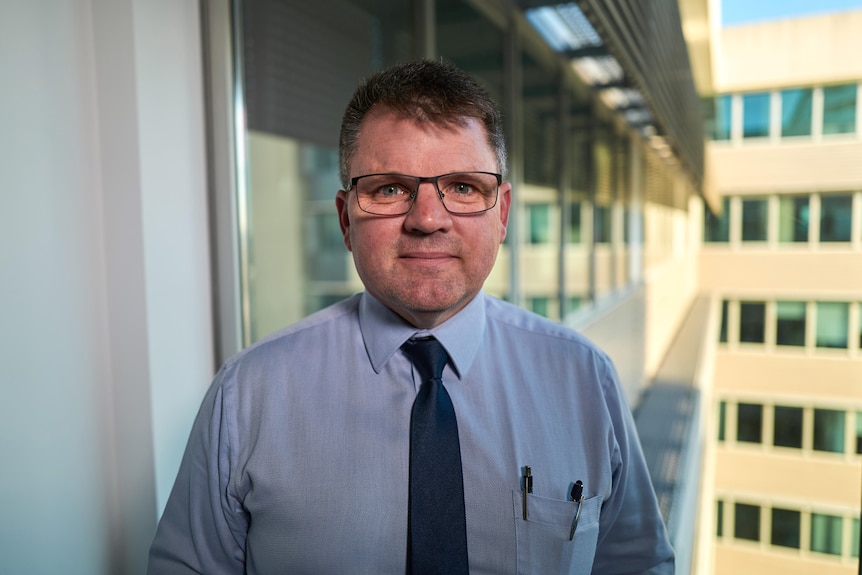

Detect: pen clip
569,480,584,541
522,466,533,520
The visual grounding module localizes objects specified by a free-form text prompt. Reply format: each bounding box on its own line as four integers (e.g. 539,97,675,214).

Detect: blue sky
722,0,862,26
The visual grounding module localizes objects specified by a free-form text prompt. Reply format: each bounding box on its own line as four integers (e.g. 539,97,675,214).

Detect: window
813,409,845,453
716,500,724,537
816,302,849,349
718,400,727,441
741,198,768,242
737,403,763,443
704,197,730,243
529,297,550,318
778,196,809,243
819,194,852,242
707,94,732,141
735,503,760,541
781,88,812,137
811,513,843,555
568,202,582,243
771,508,801,548
719,300,729,343
740,301,766,343
594,204,611,243
528,204,551,244
823,84,857,135
776,301,806,346
743,92,770,138
773,405,803,448
856,411,862,454
852,517,860,558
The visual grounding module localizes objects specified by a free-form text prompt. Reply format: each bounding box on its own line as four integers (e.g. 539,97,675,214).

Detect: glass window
816,302,849,349
771,508,801,548
705,94,732,141
743,92,771,138
718,400,727,441
813,409,845,453
719,300,729,343
734,503,760,541
529,297,550,318
823,84,857,135
811,513,843,555
740,301,766,343
852,517,860,558
568,202,582,243
716,500,724,537
856,411,862,454
819,194,852,242
778,196,809,243
528,204,551,244
773,405,803,448
781,88,812,137
737,403,763,443
776,301,806,346
705,197,730,243
741,198,768,242
594,204,612,243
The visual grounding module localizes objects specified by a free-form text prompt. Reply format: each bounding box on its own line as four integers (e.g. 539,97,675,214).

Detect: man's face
336,108,511,328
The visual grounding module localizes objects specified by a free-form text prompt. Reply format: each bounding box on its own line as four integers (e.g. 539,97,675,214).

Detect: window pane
776,301,806,346
528,204,551,244
740,301,766,343
774,405,803,448
816,302,849,349
743,92,770,138
705,197,730,242
781,88,812,137
823,84,857,135
529,297,549,318
719,300,729,343
594,204,612,243
852,517,860,558
734,503,760,541
778,196,809,243
706,94,732,141
568,202,582,243
737,403,763,443
718,400,727,441
717,500,724,537
771,508,801,548
856,412,862,455
819,194,852,242
813,409,845,453
741,198,768,241
811,513,843,555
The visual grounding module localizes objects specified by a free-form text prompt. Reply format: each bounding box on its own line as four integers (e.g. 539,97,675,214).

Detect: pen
569,480,584,540
522,466,533,520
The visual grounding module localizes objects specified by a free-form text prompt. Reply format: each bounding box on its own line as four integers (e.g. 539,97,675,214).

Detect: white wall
0,1,214,573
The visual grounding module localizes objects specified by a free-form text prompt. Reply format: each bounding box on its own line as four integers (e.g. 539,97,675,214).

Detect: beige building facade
695,8,862,574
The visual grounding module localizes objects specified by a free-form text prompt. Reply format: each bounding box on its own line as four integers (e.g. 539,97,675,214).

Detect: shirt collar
358,291,486,379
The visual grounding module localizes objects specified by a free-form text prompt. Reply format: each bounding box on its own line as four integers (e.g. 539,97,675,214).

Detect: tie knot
401,337,449,382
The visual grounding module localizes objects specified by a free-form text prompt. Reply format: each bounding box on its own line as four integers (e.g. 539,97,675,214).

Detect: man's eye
450,182,475,196
376,184,407,197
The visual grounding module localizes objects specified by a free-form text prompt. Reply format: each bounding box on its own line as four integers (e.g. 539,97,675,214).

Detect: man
149,59,674,574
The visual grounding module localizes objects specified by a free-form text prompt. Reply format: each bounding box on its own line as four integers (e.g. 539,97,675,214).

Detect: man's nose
403,181,452,232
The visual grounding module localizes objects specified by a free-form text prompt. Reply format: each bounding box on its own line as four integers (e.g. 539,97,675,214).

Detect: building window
823,84,857,135
811,513,843,555
529,297,550,318
816,302,849,349
568,202,582,243
737,403,763,443
819,194,853,242
852,517,860,558
781,88,812,137
777,195,809,243
704,197,730,243
594,204,611,243
741,198,768,242
719,300,729,343
716,500,724,537
856,412,862,454
706,94,732,141
813,409,845,453
528,204,551,244
735,503,761,541
773,405,803,448
718,400,727,441
776,301,806,346
771,508,801,548
743,92,771,138
740,301,766,343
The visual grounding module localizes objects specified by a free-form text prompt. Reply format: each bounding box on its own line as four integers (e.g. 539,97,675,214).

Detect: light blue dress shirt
149,291,674,574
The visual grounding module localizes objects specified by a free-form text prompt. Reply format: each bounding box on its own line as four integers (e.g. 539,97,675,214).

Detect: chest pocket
511,491,601,575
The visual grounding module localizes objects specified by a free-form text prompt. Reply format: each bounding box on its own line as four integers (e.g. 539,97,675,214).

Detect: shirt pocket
511,490,601,575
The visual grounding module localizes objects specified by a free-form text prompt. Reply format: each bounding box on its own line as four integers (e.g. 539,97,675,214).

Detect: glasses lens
354,175,418,215
437,172,499,214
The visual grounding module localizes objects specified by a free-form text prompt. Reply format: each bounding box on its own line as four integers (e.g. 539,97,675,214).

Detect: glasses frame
348,171,502,216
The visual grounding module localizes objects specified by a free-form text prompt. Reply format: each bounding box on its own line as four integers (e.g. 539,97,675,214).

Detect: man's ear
335,190,353,251
497,181,512,243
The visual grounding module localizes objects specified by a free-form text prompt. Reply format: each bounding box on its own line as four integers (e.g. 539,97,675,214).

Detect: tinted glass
776,301,806,346
816,302,849,349
705,197,730,242
737,403,763,443
778,196,809,243
771,508,801,548
819,194,852,242
741,198,768,242
773,405,803,448
740,302,766,343
743,92,770,138
734,503,760,541
811,513,843,555
813,409,845,453
781,88,812,137
823,84,857,135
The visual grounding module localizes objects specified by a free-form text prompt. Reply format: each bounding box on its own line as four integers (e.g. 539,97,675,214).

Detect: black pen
569,480,584,540
522,466,533,520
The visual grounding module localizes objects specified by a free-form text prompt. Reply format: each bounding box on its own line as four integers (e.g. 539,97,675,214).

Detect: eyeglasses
348,171,502,216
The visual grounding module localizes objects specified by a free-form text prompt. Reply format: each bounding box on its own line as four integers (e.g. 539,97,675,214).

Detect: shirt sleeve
148,364,249,574
591,355,675,575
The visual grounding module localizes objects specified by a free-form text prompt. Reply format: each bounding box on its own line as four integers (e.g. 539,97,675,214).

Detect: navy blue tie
402,337,469,574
